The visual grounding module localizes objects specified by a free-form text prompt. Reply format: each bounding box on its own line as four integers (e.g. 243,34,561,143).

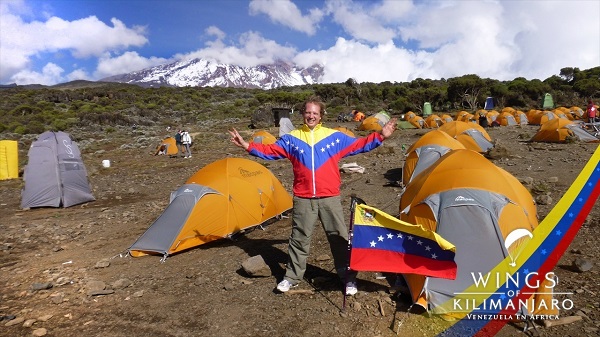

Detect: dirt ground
1,119,599,337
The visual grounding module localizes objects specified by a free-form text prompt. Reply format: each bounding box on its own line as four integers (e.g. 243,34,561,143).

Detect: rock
519,177,534,186
31,282,53,291
241,255,271,277
23,318,37,327
535,194,552,205
4,316,24,326
37,314,53,322
572,257,593,272
315,254,330,261
55,277,71,286
111,278,132,289
32,328,47,336
49,292,64,304
86,280,107,292
94,259,110,268
88,289,115,296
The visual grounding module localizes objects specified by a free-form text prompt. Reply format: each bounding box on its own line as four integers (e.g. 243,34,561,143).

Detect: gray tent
278,117,295,137
21,131,95,208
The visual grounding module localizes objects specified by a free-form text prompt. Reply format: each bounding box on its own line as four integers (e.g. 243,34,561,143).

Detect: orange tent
408,115,425,129
128,158,293,258
495,111,518,126
512,110,529,125
154,136,179,156
569,106,584,120
402,130,466,184
353,111,365,122
530,118,599,143
529,111,558,125
399,149,554,317
250,130,277,144
358,112,390,131
438,121,494,152
333,126,355,137
424,115,443,128
439,114,453,124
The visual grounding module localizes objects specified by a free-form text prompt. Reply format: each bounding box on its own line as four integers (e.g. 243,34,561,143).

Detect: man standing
175,130,184,158
228,96,397,295
587,99,597,124
181,130,192,158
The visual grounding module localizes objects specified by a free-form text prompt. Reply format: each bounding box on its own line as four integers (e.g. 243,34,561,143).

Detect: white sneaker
345,281,358,296
276,279,298,292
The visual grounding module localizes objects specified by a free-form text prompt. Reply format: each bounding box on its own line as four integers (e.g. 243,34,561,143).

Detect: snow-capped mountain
100,58,324,89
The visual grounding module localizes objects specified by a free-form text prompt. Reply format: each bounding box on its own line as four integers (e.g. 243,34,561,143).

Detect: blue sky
1,0,599,86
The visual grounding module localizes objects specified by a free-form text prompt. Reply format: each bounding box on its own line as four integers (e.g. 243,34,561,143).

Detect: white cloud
249,0,324,35
94,51,170,79
1,0,598,86
10,62,64,85
0,1,148,84
325,0,396,44
183,31,297,67
309,0,599,83
205,25,226,40
66,68,91,82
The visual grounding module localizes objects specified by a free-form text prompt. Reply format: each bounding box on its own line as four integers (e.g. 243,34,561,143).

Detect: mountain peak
100,58,324,89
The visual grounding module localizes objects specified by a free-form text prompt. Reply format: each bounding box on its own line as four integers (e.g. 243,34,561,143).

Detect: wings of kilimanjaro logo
239,167,263,178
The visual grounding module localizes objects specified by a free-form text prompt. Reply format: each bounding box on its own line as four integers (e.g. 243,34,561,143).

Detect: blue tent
484,97,495,110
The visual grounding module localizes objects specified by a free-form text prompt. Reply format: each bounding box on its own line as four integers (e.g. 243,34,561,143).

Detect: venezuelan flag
350,204,457,280
432,145,600,336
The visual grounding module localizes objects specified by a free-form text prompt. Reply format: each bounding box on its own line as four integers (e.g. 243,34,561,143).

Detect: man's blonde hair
302,95,326,117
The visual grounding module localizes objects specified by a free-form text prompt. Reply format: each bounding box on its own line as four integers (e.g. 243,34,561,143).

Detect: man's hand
228,128,249,150
381,118,398,140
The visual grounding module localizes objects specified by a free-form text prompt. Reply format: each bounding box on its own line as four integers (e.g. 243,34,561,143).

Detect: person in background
175,130,184,158
587,99,597,124
228,95,397,296
181,130,192,158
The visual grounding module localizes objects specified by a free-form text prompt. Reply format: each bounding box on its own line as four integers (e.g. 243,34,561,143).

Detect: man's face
303,102,322,129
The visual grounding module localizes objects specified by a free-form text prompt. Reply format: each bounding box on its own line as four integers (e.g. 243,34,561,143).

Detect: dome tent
399,149,555,318
128,158,292,259
21,131,95,208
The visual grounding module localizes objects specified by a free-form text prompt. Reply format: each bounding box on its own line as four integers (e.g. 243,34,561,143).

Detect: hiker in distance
228,95,397,296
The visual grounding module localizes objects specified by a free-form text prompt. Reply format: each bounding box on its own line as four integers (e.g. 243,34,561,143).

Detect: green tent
423,102,432,117
542,93,554,110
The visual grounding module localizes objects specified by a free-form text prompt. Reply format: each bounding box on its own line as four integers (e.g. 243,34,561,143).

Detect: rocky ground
0,118,598,337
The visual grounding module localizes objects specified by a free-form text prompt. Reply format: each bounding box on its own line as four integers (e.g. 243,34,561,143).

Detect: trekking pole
342,195,363,310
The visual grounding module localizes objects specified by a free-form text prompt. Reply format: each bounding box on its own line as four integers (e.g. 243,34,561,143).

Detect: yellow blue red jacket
247,123,384,198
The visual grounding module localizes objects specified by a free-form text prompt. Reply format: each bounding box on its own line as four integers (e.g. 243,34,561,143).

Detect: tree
447,75,486,110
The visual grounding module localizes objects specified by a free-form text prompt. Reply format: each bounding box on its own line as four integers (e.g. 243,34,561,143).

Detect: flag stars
523,269,529,274
397,233,403,239
431,253,438,259
299,149,304,154
370,240,376,247
321,147,325,152
541,249,547,255
378,235,384,242
425,246,431,251
407,235,414,240
387,233,394,239
555,230,562,236
326,144,331,149
330,141,335,147
417,240,423,245
336,138,340,143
